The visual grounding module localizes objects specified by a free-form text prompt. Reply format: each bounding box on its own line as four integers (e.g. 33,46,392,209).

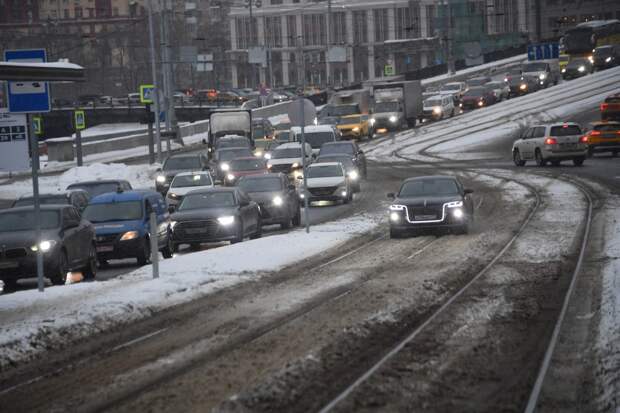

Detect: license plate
96,245,114,253
185,228,207,234
0,261,18,269
415,215,437,221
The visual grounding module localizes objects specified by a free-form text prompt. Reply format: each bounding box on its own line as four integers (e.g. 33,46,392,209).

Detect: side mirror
464,189,474,195
168,205,175,214
288,184,296,190
387,193,395,199
296,175,304,180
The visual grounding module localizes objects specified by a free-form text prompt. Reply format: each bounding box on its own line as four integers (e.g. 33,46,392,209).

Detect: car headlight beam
226,173,235,181
389,115,397,123
452,208,464,219
220,163,230,171
577,65,585,72
605,56,612,63
389,212,400,222
432,106,442,115
31,240,57,252
156,175,166,183
273,196,284,206
120,231,140,241
217,216,235,226
348,170,358,180
539,73,546,80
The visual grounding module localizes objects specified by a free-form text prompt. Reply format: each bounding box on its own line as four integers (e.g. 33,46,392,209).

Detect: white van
290,125,339,156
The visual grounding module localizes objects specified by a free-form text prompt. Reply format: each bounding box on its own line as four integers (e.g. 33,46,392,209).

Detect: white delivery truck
371,80,423,131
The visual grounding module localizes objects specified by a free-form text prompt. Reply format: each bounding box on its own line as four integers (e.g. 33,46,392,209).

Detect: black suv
155,153,210,194
317,141,367,179
0,205,97,289
237,173,301,229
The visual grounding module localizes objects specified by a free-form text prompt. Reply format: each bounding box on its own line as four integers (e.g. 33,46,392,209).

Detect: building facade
227,0,531,89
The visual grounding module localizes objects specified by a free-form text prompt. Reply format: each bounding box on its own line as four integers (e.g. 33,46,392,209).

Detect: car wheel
231,220,244,244
50,251,69,286
573,157,585,166
513,150,526,166
250,218,262,240
389,227,402,239
535,149,547,166
292,207,302,226
136,237,151,266
83,244,97,280
162,235,174,258
2,278,18,291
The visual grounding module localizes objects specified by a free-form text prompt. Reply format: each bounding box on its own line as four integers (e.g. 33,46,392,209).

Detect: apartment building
227,0,530,89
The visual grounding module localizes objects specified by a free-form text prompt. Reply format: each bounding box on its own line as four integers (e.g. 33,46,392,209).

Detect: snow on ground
0,163,159,200
0,211,384,369
421,54,525,86
69,122,147,138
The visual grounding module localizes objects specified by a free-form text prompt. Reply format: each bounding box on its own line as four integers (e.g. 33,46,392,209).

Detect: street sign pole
27,113,44,292
146,104,155,164
299,99,310,233
147,0,162,163
150,212,159,279
73,109,85,166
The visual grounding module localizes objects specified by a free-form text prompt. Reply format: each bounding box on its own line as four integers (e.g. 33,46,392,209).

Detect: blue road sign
528,43,560,61
4,49,51,113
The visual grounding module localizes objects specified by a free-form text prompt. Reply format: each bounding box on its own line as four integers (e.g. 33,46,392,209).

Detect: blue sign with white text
4,49,51,113
527,43,560,61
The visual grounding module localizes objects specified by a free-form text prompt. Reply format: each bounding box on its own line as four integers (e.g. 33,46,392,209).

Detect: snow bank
0,163,159,200
0,211,383,369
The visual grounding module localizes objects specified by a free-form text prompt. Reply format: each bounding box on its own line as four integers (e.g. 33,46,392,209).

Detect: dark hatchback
562,58,593,80
0,206,97,288
592,45,620,71
66,180,132,198
170,187,262,249
460,87,496,110
388,176,474,238
317,141,367,179
237,174,301,229
12,189,90,212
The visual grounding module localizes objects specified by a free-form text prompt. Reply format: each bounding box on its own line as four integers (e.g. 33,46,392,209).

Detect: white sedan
166,171,215,208
300,162,352,204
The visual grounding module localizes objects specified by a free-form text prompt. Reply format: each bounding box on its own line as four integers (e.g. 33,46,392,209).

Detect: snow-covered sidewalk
0,211,384,369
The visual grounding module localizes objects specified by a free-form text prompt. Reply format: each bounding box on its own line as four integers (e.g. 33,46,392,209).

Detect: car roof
89,190,158,204
18,190,85,199
173,171,211,177
277,142,304,149
308,161,341,167
216,146,251,152
166,153,202,159
424,94,445,100
239,173,285,180
402,175,458,183
590,121,620,126
3,205,70,213
231,156,264,161
533,122,579,127
67,179,129,186
322,141,353,146
185,187,237,195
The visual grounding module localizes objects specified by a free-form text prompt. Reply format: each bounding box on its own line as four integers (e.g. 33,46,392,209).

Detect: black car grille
408,206,443,220
97,234,119,243
309,187,337,196
3,248,27,259
175,220,219,239
270,164,291,173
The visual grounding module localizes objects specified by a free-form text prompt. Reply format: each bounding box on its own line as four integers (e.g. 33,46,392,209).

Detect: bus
560,20,620,64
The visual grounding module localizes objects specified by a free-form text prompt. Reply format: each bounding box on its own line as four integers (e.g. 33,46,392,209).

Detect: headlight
452,208,464,219
292,162,299,168
389,212,400,222
264,153,272,160
156,175,166,183
446,200,463,208
170,221,178,230
605,56,612,63
313,117,318,125
220,163,230,171
561,68,566,73
588,56,594,63
120,231,140,241
432,106,442,115
519,84,527,90
168,192,179,199
293,169,303,179
370,118,376,125
226,173,235,181
267,163,273,169
273,196,284,206
348,170,358,180
254,150,263,157
539,73,546,80
503,77,508,82
578,65,585,72
352,126,360,132
31,240,57,252
299,192,305,199
477,100,484,107
389,115,397,123
340,190,347,198
217,216,235,226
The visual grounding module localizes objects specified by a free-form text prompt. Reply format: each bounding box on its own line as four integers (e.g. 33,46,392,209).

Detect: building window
64,9,70,19
236,17,258,49
113,7,119,16
265,16,282,47
396,6,420,39
373,9,388,42
353,10,368,44
303,14,326,46
75,7,82,18
426,5,436,37
332,12,346,44
287,15,297,46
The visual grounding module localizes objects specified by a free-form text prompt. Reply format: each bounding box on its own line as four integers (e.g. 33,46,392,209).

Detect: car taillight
580,136,588,143
601,103,609,111
590,130,601,136
544,137,557,145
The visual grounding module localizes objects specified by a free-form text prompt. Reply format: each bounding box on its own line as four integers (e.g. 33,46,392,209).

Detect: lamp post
245,0,262,87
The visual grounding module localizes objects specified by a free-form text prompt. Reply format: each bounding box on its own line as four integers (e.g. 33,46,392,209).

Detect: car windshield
83,201,143,222
302,132,335,149
567,59,588,68
319,116,339,125
316,156,354,168
594,47,612,56
374,101,400,112
399,179,459,197
593,123,620,131
522,62,548,71
0,210,60,231
320,143,355,155
330,105,359,116
230,158,266,171
217,137,250,148
171,174,213,188
238,177,282,192
440,84,461,91
216,148,253,161
179,192,236,210
464,88,485,97
14,195,69,207
272,147,302,159
341,116,362,124
253,127,266,138
163,156,202,170
307,164,343,178
68,183,120,197
275,131,290,142
550,125,582,136
425,98,442,106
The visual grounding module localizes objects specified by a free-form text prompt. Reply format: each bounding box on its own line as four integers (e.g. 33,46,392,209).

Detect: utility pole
147,0,162,162
160,0,177,148
443,0,455,75
326,0,332,87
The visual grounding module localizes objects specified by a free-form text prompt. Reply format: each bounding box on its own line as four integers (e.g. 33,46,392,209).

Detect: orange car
584,121,620,157
601,93,620,121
